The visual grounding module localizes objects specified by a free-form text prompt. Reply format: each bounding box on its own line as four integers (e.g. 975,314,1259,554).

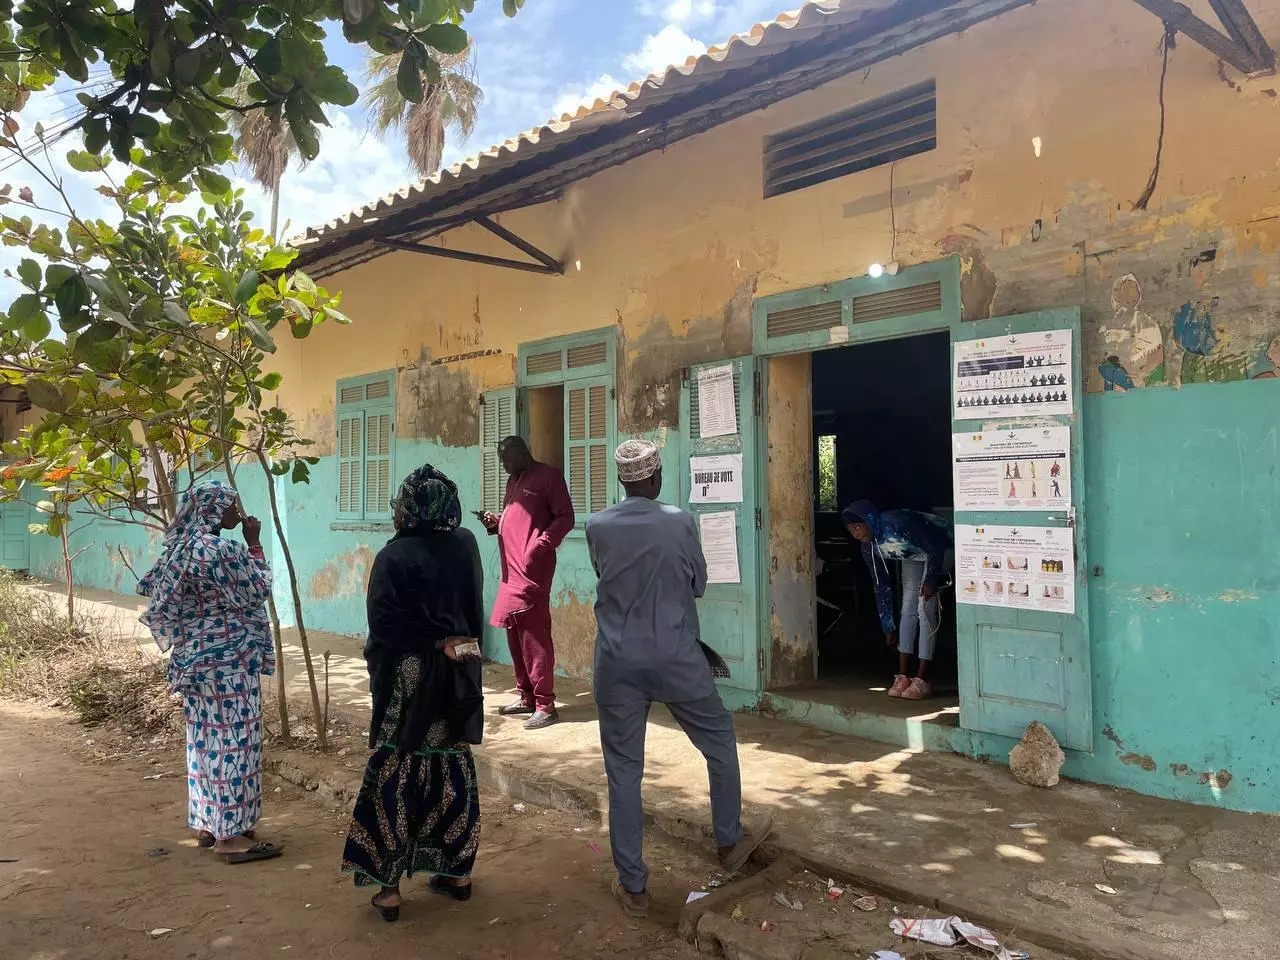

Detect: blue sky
1,0,787,293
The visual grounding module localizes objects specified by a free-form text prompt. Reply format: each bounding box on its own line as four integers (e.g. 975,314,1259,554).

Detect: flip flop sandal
221,842,283,864
198,829,254,849
428,876,473,902
370,893,400,923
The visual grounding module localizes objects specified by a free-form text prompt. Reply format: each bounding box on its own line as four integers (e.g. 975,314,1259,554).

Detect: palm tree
362,44,483,180
226,79,304,239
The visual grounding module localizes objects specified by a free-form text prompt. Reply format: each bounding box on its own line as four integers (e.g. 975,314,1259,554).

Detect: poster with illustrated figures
953,329,1074,418
952,427,1070,511
955,524,1075,614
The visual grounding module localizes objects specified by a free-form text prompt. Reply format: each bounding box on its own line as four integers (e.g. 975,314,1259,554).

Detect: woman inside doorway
841,499,952,700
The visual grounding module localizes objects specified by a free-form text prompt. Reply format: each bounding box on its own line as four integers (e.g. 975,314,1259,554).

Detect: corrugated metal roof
293,1,869,247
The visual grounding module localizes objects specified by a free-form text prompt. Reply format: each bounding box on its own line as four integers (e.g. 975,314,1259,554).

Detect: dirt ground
0,698,1064,960
0,701,711,960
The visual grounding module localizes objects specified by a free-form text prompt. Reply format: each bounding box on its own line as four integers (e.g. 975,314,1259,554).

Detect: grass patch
0,571,178,735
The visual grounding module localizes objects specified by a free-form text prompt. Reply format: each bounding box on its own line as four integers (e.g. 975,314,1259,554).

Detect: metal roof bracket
1129,0,1276,73
374,217,566,276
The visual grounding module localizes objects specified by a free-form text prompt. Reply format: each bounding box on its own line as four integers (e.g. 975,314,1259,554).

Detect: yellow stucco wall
275,0,1280,437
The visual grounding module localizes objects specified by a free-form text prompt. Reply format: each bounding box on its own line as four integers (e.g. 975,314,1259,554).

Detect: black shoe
371,892,399,923
498,700,535,717
429,876,473,902
524,708,559,730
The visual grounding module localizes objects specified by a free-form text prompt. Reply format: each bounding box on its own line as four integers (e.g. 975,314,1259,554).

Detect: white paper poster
952,427,1071,511
954,329,1074,418
697,364,738,438
955,524,1074,614
699,510,741,585
689,454,744,504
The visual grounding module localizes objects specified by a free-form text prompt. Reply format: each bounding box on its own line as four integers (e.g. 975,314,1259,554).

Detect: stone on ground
1009,720,1065,787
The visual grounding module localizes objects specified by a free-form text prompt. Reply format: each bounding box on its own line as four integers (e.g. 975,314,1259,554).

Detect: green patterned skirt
340,658,481,887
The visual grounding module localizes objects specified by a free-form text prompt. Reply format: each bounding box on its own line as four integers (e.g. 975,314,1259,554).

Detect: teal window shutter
479,388,516,514
336,372,395,522
564,376,613,522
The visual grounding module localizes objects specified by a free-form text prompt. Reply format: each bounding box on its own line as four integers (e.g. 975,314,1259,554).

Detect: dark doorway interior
810,332,959,704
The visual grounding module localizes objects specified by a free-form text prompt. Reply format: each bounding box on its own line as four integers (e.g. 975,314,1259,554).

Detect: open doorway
810,331,958,712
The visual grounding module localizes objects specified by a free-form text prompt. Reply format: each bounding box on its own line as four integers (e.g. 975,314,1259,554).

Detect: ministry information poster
955,524,1075,614
953,329,1074,418
952,427,1070,511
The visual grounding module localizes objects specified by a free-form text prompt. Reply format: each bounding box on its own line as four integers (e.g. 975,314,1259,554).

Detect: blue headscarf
840,499,882,537
136,482,241,651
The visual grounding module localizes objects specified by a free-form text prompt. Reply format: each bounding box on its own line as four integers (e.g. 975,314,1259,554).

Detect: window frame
335,370,396,524
515,328,617,530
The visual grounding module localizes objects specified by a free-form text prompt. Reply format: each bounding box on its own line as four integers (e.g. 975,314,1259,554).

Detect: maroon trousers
505,593,556,712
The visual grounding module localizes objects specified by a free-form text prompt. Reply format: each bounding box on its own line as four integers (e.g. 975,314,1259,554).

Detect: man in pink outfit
481,436,575,729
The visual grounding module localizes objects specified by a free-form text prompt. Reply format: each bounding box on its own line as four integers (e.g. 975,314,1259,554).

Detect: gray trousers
597,693,743,893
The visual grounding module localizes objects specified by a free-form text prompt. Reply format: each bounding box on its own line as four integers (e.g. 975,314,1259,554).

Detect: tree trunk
267,593,291,744
269,177,281,240
256,452,325,750
146,440,177,524
60,519,73,622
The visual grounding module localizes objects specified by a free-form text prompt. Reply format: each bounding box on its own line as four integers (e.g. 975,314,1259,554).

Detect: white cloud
622,25,708,78
712,0,786,37
236,107,414,241
545,24,706,128
551,74,625,119
650,0,717,25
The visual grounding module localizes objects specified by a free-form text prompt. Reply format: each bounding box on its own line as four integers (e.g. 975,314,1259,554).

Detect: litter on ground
891,915,1030,960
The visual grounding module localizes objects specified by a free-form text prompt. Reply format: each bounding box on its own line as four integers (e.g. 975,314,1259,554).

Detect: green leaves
53,273,87,320
7,291,43,331
503,0,524,16
16,257,39,288
24,378,63,412
234,269,261,305
423,22,467,54
396,47,424,104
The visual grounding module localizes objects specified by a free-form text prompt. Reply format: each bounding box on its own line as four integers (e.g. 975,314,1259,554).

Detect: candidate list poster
952,427,1070,511
955,524,1074,614
954,329,1074,418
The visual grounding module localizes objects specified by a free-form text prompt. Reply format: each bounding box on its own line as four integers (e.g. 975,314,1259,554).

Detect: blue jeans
898,558,940,661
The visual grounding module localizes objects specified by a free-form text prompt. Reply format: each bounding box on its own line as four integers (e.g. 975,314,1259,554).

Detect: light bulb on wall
867,263,885,278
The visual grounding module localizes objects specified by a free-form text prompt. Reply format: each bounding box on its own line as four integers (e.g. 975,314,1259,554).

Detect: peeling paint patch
1120,752,1157,771
938,234,996,321
622,280,754,432
1169,763,1195,777
1199,769,1234,789
1102,725,1123,749
550,588,596,678
308,545,376,600
1219,589,1258,602
402,345,481,446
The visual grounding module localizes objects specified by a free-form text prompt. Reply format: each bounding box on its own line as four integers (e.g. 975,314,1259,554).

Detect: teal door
952,309,1092,751
0,497,30,571
679,358,760,692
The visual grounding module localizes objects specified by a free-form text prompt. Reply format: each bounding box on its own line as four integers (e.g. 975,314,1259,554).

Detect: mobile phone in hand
471,510,487,520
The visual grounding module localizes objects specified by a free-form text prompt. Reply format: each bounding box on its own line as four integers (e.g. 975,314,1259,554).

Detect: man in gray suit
586,438,771,919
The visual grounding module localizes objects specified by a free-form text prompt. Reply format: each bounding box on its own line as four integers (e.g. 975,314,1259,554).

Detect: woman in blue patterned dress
137,482,283,863
341,463,485,923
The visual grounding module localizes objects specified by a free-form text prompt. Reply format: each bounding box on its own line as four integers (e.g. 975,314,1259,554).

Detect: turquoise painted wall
35,383,1277,811
30,467,277,604
755,379,1280,813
